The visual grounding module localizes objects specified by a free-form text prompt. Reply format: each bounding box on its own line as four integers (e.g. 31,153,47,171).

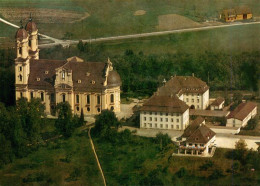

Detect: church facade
15,18,121,116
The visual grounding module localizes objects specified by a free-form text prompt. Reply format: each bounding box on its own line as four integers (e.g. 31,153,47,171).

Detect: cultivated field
1,0,260,41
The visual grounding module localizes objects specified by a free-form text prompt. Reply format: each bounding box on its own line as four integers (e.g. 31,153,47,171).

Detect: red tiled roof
234,6,252,14
140,95,189,113
182,117,215,144
211,97,225,106
227,102,257,121
157,76,209,97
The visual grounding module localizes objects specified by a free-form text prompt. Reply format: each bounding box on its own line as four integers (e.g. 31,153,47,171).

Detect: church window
19,47,22,55
19,75,22,81
20,92,23,98
50,93,55,102
41,92,44,101
62,71,65,80
62,94,66,102
19,66,22,72
76,95,79,103
97,107,101,112
87,95,90,104
29,40,31,47
97,95,100,104
111,106,114,111
110,94,114,103
87,107,90,112
30,92,33,99
76,106,79,111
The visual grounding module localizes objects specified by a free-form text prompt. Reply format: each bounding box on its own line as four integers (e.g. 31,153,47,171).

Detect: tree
233,92,243,104
175,167,188,178
155,132,172,150
234,139,248,164
209,168,224,179
92,110,120,140
244,118,258,130
79,108,85,127
77,40,84,52
16,98,45,142
55,102,75,138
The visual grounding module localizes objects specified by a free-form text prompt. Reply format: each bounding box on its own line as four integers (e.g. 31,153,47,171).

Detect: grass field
1,0,260,40
0,128,103,185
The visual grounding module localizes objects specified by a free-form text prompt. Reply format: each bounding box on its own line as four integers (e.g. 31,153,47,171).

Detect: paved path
121,126,260,150
2,17,260,48
88,127,107,186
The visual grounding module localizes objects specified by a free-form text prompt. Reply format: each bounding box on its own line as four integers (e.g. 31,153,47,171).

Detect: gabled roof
234,6,252,14
182,117,216,144
156,76,209,97
140,95,189,113
28,57,121,91
227,102,257,121
222,9,236,17
211,97,225,106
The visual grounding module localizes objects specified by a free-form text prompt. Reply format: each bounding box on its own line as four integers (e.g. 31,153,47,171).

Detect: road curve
88,127,107,186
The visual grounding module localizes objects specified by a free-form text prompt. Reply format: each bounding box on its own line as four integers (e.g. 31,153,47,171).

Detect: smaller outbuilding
176,117,216,157
234,6,253,21
226,102,257,128
210,97,225,110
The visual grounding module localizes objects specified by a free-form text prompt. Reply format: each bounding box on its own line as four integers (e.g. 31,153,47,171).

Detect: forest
0,43,259,106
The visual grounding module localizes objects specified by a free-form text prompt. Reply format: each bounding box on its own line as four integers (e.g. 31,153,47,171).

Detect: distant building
226,102,257,128
15,17,121,116
210,97,225,110
156,75,209,110
177,117,216,156
140,95,189,130
221,6,252,22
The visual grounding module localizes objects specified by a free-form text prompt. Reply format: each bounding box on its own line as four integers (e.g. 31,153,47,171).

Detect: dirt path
88,127,107,186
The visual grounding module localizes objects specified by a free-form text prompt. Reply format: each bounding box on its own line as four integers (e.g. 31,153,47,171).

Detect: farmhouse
140,95,189,130
210,97,225,110
226,102,257,128
176,117,216,156
156,75,209,110
221,6,252,22
15,17,121,116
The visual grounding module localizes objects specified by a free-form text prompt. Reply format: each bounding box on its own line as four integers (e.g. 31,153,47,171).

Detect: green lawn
1,0,260,40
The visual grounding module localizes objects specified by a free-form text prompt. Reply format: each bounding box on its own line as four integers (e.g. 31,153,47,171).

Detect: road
1,17,260,48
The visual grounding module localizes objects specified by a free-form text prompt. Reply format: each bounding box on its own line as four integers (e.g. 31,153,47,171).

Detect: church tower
25,14,39,59
15,21,30,100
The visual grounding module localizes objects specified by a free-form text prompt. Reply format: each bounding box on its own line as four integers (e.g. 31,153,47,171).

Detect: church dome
15,28,28,41
107,70,122,87
25,21,37,33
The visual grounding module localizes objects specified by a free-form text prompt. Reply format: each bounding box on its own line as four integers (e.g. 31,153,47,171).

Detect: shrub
176,167,188,178
209,168,224,179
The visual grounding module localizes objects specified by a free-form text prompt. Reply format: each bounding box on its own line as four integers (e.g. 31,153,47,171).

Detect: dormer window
86,72,90,76
78,80,81,83
92,80,95,84
45,71,49,74
37,78,40,81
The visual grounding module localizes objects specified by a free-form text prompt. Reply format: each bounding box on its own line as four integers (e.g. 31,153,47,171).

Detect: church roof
28,58,121,91
25,21,37,33
15,28,28,41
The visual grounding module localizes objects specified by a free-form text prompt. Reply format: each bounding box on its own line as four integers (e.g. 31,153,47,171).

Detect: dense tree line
0,44,259,105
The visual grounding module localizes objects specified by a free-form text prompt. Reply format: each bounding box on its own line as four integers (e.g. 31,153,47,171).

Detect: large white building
157,75,209,110
226,102,257,128
140,95,189,130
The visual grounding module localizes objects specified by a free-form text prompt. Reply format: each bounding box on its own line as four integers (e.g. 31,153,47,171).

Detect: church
15,17,121,116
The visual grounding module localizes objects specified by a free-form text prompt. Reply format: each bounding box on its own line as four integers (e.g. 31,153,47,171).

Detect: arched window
76,95,79,103
19,66,22,72
62,71,65,80
30,92,33,99
29,40,31,47
87,95,90,104
41,92,44,101
87,107,90,112
110,94,114,103
97,95,100,105
19,47,22,55
97,107,101,112
62,94,66,102
19,74,22,81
